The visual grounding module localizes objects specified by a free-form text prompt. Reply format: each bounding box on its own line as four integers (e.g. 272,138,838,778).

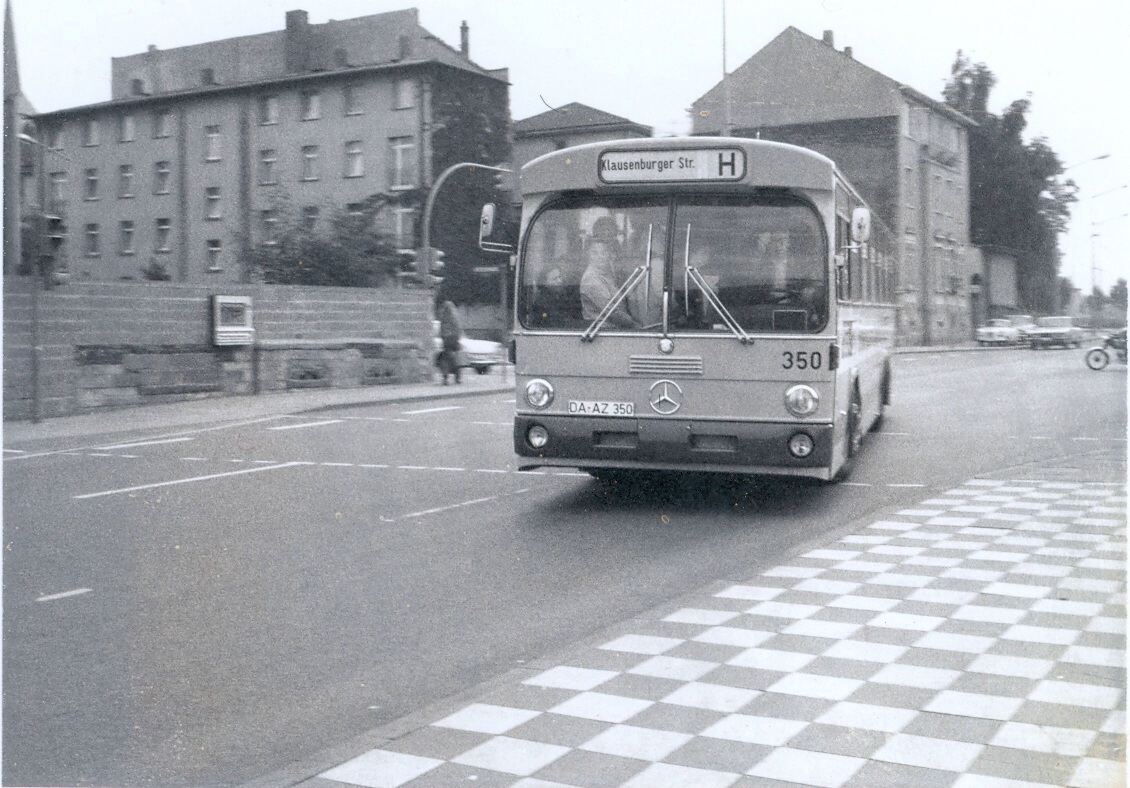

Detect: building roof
36,7,507,117
513,102,651,138
693,26,974,133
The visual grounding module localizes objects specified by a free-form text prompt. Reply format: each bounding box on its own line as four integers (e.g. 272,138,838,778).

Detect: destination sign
599,148,746,183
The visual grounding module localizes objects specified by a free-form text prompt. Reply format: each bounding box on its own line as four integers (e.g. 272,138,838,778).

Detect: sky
9,0,1130,297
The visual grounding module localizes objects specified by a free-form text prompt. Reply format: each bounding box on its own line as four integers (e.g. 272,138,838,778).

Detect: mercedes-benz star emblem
649,379,683,415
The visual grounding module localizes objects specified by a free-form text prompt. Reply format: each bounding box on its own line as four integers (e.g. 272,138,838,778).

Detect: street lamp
1064,153,1111,171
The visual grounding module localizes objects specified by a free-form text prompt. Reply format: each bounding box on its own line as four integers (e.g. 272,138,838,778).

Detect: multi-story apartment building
32,8,509,284
691,27,977,346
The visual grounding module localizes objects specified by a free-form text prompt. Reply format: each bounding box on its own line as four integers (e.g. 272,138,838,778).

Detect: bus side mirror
479,202,515,254
851,207,871,244
480,203,496,241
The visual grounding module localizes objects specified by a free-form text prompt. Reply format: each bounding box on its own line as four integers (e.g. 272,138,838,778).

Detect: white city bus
500,137,895,482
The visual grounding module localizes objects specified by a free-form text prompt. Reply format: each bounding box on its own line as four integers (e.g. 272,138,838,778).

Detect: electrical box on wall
212,295,255,346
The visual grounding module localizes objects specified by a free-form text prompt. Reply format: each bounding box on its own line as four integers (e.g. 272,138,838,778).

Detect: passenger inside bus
579,215,662,329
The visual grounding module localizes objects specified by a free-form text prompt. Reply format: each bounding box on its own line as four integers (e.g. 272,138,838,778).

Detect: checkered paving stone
318,480,1126,788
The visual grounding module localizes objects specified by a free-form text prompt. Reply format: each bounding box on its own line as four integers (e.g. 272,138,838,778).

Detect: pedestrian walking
437,300,463,384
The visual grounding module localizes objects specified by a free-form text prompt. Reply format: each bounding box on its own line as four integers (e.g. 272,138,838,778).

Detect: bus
492,137,896,482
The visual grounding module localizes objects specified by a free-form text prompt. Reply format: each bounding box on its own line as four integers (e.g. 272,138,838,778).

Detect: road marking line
251,459,279,464
841,482,873,487
474,469,508,474
397,465,429,470
181,457,209,461
3,448,26,454
887,483,927,488
434,466,467,472
401,405,462,415
321,462,354,467
87,453,119,457
4,415,287,462
359,464,389,468
96,436,195,450
37,588,92,602
268,419,344,431
400,487,532,521
73,462,306,500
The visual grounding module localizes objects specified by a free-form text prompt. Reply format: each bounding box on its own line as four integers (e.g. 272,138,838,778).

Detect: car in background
1026,316,1087,349
976,315,1034,346
976,318,1023,346
432,320,506,374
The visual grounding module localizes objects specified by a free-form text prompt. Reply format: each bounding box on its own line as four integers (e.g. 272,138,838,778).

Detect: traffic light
400,247,444,287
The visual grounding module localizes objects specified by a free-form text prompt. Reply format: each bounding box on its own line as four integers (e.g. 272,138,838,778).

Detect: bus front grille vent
629,355,704,377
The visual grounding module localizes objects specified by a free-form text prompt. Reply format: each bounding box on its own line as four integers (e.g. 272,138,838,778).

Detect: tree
1109,278,1127,312
246,194,408,287
943,54,1077,313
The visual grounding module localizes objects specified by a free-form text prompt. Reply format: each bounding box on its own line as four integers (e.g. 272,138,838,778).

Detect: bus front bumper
514,414,833,476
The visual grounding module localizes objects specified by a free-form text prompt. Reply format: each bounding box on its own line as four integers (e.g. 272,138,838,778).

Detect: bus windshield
519,194,828,334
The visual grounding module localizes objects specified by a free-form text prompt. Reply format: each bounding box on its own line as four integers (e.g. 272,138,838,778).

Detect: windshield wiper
682,225,752,344
581,225,654,342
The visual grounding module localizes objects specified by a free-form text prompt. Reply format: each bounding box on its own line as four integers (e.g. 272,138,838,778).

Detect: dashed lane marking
72,461,310,500
400,488,532,521
37,588,92,602
267,419,344,431
401,405,463,415
96,436,194,450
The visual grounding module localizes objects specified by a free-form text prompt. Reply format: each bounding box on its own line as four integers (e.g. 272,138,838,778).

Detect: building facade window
49,171,67,210
260,209,278,244
344,140,363,178
45,126,62,150
119,114,135,142
258,149,277,185
393,78,414,110
206,239,223,271
84,223,100,256
302,205,319,231
258,95,279,125
301,145,320,181
154,160,171,194
300,90,321,120
153,109,173,139
155,218,172,252
118,164,134,198
84,168,99,200
119,220,135,255
343,84,362,115
204,124,222,161
205,186,222,219
389,137,417,189
392,207,414,249
82,118,100,146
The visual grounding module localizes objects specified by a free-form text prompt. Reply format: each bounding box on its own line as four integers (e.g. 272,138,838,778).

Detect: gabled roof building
510,102,651,179
692,27,978,346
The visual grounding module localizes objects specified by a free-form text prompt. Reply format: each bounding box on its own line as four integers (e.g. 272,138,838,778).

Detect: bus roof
520,137,837,197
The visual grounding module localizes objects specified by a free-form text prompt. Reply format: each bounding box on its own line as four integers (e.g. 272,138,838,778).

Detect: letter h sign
716,151,738,177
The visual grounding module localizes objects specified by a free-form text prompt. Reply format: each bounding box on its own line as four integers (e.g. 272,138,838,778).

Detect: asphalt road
3,348,1125,787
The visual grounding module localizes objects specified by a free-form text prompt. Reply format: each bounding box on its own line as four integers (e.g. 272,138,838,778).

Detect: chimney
285,9,310,74
147,44,157,52
460,20,469,57
843,46,852,59
822,30,834,47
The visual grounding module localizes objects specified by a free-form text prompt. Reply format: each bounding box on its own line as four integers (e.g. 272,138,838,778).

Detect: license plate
568,400,635,416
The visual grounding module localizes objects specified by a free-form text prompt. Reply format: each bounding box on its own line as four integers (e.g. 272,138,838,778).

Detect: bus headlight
788,432,815,458
525,379,554,409
527,424,550,449
784,384,819,417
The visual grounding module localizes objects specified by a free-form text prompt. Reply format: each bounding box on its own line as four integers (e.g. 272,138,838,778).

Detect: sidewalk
2,343,997,445
2,366,515,445
246,461,1125,788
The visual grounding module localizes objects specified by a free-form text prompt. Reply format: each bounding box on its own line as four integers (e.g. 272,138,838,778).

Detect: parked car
1008,315,1036,345
432,320,505,374
976,319,1023,346
1026,316,1087,349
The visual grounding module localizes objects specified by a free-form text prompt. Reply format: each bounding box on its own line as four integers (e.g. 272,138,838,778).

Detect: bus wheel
834,389,863,482
870,367,890,433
